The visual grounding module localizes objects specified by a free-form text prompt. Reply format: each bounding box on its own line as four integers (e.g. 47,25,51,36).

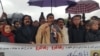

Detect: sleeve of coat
65,28,69,44
68,28,73,43
57,32,63,43
36,26,42,44
85,32,90,42
85,32,95,42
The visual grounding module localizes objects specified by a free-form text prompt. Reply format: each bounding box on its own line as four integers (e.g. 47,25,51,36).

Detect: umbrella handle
82,13,85,23
51,0,52,13
51,6,52,13
68,13,71,19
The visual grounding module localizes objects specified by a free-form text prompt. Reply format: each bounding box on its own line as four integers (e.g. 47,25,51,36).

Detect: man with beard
15,15,38,44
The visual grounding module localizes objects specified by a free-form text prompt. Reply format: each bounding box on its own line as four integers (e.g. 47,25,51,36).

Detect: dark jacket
15,15,38,43
0,35,14,42
85,30,100,42
68,25,85,43
15,26,38,43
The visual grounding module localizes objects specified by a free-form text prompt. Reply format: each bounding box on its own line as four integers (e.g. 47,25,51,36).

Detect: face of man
15,22,21,28
57,20,64,29
72,17,81,26
33,21,39,27
23,16,31,26
47,15,54,25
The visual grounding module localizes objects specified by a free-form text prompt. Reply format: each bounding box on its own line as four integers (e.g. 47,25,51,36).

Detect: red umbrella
66,0,100,22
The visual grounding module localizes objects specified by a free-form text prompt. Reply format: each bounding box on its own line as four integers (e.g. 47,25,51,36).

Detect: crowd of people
0,12,100,44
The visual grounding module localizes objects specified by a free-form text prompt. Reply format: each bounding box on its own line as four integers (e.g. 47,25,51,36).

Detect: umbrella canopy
66,0,100,22
66,1,99,14
28,0,76,12
28,0,76,7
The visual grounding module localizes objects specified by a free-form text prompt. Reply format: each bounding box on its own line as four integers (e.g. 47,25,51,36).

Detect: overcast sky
0,0,100,21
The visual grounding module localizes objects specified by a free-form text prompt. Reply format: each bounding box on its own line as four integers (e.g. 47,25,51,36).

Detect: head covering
1,24,14,43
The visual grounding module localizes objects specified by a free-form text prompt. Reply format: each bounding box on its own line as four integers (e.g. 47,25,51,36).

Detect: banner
0,42,100,56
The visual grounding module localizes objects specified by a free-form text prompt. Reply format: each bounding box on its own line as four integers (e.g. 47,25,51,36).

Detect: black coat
68,25,85,43
85,30,100,42
15,26,38,43
0,35,11,42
